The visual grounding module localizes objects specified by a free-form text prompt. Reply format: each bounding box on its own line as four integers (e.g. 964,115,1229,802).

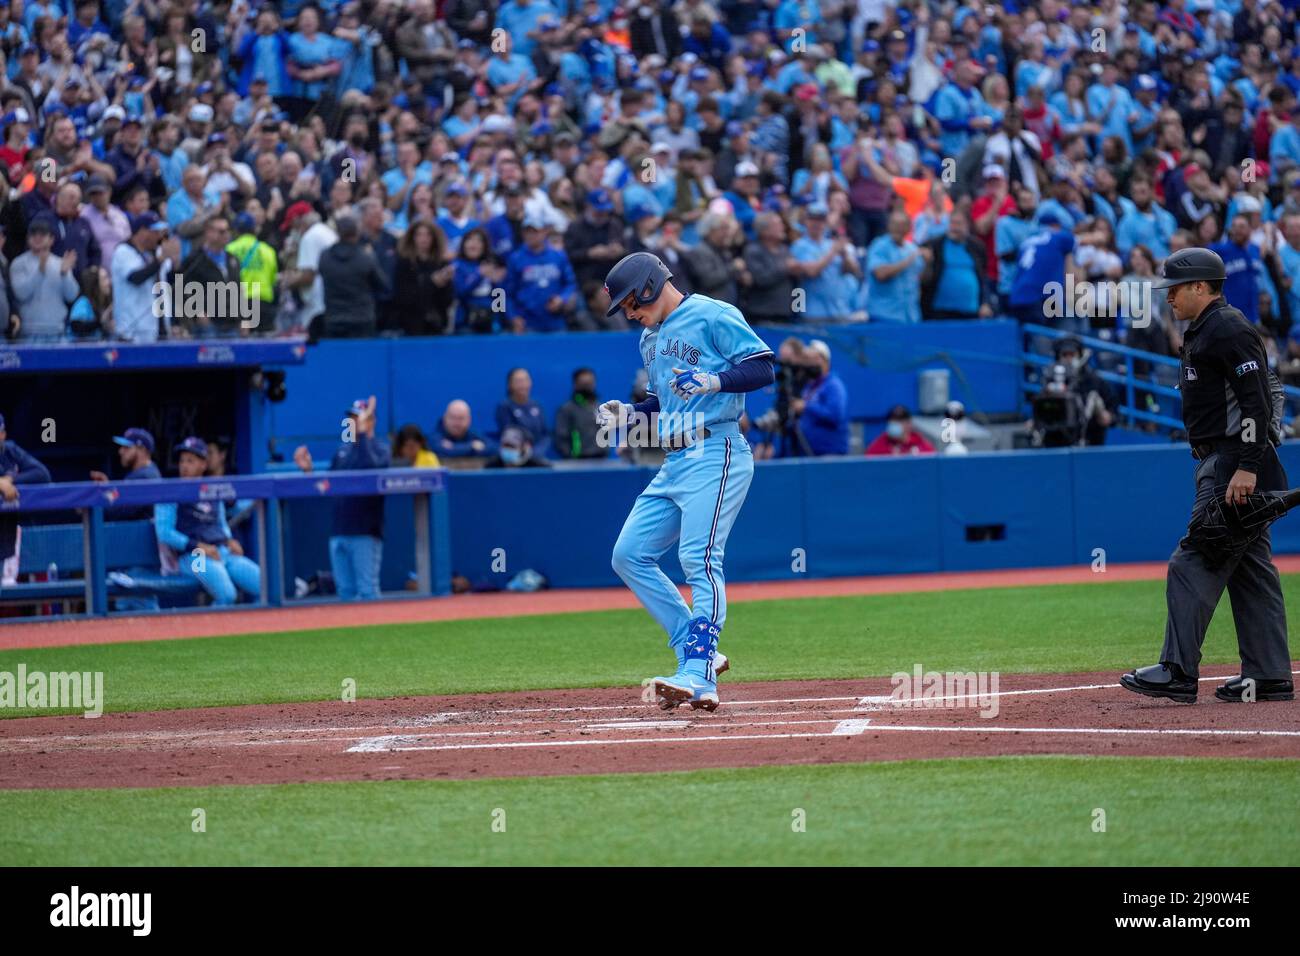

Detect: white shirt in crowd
984,130,1045,201
110,242,173,343
295,221,338,324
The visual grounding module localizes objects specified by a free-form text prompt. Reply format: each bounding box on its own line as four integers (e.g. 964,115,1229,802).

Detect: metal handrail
1021,323,1300,434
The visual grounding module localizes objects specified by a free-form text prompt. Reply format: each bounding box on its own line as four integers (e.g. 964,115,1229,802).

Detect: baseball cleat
652,653,727,709
644,671,718,711
688,688,720,712
655,655,728,707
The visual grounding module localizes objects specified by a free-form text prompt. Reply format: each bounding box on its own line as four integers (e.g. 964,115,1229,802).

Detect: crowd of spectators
0,0,1290,366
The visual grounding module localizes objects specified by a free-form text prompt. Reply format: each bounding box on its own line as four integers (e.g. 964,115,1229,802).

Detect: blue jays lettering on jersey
638,293,773,438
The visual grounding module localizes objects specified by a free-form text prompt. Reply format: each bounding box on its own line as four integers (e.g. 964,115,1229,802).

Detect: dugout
0,338,307,481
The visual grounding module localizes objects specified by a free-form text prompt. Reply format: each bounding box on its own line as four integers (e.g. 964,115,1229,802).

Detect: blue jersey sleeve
710,302,773,366
153,503,189,552
217,502,234,542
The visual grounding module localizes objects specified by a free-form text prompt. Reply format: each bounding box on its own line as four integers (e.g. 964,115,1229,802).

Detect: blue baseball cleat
645,670,719,712
648,616,723,711
654,655,727,710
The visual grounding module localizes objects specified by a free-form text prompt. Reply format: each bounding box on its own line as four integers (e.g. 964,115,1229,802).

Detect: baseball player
600,252,776,711
1121,248,1294,703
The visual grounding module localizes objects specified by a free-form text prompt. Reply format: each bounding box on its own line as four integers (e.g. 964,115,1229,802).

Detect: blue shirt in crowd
932,240,981,314
1010,230,1075,307
791,234,855,320
864,235,922,323
1209,240,1262,325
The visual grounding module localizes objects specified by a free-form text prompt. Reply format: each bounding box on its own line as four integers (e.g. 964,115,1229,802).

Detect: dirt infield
2,668,1295,790
11,558,1300,651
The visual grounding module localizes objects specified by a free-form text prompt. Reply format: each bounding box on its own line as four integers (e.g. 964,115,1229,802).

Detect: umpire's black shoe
1214,676,1295,703
1120,663,1198,703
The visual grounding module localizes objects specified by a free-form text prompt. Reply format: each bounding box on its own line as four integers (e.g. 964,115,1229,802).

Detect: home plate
831,719,872,735
856,696,897,710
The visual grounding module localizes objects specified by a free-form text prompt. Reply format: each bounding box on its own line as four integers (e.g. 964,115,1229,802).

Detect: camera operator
789,339,849,455
1028,337,1116,447
752,336,816,458
1055,336,1116,445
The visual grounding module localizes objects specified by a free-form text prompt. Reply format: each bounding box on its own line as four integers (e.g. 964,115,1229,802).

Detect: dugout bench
5,519,202,614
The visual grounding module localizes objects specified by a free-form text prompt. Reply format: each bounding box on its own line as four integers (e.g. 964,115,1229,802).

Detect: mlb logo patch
1185,366,1197,382
1235,360,1260,377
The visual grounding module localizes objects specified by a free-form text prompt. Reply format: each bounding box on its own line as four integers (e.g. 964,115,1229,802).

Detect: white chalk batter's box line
4,674,1296,753
348,718,1300,753
857,671,1300,708
0,676,1277,746
345,674,1300,753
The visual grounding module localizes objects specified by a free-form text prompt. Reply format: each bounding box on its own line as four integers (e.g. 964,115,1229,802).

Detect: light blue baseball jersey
614,292,767,670
638,293,773,439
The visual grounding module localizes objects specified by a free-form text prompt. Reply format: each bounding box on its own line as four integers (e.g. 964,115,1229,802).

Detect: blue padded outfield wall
267,321,1021,467
427,444,1300,589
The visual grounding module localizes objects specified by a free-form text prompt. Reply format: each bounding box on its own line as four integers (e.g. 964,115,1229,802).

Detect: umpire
1121,248,1294,703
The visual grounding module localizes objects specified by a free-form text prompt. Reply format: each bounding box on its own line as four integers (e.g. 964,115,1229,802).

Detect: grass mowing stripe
1,756,1296,866
3,577,1300,717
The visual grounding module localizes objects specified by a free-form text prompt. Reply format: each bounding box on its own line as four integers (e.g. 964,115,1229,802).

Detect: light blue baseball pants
181,546,261,606
611,423,754,663
330,534,384,601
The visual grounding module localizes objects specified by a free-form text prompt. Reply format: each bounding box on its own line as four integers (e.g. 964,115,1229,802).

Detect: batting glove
596,399,628,428
670,367,721,399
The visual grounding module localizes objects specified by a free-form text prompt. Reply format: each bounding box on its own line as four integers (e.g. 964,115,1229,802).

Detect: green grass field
3,576,1298,866
2,758,1296,866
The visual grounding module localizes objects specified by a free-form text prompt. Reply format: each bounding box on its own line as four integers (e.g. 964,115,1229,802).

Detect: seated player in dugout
153,437,262,607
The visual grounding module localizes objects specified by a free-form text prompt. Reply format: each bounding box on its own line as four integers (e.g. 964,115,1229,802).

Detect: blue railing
1,469,451,618
1022,323,1300,433
0,336,309,372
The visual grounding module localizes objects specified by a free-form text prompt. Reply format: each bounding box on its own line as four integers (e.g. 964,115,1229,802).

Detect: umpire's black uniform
1165,296,1291,676
1123,249,1294,703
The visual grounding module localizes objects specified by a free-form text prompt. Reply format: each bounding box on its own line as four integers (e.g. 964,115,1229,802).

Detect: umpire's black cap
604,252,673,318
1152,247,1227,289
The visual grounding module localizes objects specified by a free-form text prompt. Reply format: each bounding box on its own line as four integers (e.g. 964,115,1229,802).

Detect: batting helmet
1152,247,1226,289
604,252,673,318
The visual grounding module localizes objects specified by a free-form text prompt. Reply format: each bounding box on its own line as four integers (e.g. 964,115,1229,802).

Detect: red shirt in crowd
970,191,1016,280
865,431,936,457
1021,102,1057,161
1255,108,1287,160
0,144,27,183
